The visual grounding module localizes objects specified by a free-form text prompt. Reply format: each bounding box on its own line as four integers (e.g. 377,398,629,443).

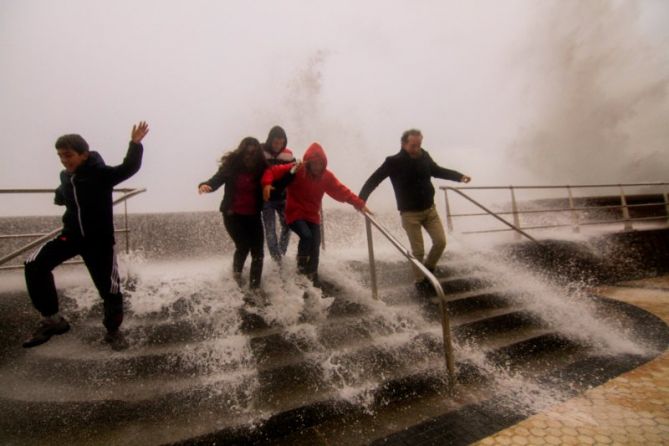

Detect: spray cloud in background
511,1,669,183
0,0,667,215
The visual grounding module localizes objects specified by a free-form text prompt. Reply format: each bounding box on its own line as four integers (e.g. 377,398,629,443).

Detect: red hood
303,142,328,169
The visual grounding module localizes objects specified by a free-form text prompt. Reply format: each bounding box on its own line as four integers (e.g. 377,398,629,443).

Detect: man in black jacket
23,121,149,349
359,129,470,293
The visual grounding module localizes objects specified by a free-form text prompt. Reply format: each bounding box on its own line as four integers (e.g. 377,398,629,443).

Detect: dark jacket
199,167,265,215
262,126,295,201
55,142,143,243
359,148,465,212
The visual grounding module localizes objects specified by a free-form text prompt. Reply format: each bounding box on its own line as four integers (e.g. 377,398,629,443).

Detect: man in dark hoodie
261,126,295,263
22,121,149,350
359,129,471,294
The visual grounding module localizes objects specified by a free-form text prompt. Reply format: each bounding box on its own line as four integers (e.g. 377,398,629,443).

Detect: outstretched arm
325,172,366,211
428,154,469,183
107,121,149,186
262,163,294,201
358,160,391,202
198,166,228,194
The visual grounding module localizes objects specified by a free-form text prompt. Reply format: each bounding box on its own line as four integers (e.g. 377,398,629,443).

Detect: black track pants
223,213,264,288
24,235,123,331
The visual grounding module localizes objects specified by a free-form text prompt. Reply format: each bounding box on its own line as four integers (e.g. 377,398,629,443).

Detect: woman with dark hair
199,137,267,289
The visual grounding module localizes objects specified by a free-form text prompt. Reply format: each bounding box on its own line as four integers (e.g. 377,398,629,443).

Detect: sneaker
23,317,70,348
103,330,129,351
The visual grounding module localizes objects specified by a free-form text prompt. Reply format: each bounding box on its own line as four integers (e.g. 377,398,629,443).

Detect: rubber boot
249,257,263,289
296,256,310,275
232,271,243,287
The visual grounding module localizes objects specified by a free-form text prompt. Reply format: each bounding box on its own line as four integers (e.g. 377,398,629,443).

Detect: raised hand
131,121,150,144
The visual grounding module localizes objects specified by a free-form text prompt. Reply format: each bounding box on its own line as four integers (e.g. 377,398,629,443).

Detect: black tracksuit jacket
359,148,465,212
55,142,143,243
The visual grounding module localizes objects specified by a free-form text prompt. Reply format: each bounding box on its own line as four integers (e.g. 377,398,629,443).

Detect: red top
230,172,258,215
262,142,364,225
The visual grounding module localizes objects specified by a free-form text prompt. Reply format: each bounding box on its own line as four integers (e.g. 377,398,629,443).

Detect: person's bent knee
24,259,45,276
433,238,446,253
412,249,425,261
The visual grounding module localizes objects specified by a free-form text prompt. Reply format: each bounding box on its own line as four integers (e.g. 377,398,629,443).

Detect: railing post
439,300,456,391
363,212,457,387
510,186,521,240
444,188,454,233
619,185,632,231
567,186,580,233
320,207,326,251
365,218,379,300
124,199,130,254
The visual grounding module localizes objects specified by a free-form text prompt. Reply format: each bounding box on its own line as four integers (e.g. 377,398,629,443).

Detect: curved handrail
443,187,540,244
0,188,146,267
362,210,456,388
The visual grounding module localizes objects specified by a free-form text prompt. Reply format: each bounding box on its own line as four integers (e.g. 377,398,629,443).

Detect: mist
511,1,669,183
1,0,667,216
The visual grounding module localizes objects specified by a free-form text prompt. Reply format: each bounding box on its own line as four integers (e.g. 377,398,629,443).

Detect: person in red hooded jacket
262,142,370,284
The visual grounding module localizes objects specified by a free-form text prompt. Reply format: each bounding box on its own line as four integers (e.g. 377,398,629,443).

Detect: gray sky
1,0,668,216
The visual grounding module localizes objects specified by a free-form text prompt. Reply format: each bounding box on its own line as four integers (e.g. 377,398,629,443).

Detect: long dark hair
219,137,266,177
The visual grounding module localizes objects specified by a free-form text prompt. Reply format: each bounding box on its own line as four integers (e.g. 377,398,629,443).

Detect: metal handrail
443,187,540,243
441,182,669,237
444,182,669,190
363,210,456,389
0,188,146,268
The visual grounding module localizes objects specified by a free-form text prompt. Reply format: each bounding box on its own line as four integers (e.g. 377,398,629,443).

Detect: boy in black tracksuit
23,122,149,349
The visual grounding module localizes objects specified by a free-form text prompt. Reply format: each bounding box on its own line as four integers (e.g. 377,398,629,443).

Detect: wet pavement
473,275,669,446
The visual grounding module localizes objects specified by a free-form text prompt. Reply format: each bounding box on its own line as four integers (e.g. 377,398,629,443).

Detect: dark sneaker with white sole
22,317,70,348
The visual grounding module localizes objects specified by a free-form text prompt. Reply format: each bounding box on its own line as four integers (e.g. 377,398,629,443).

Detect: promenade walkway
474,275,669,445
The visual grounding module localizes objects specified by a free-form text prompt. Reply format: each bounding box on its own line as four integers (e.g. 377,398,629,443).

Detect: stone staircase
0,258,644,445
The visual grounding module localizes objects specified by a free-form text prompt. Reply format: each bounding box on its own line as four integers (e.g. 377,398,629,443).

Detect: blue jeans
262,200,291,261
288,220,321,277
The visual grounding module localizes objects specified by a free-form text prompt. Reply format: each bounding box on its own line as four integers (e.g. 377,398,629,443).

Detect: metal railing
0,188,146,269
441,183,669,239
363,211,456,389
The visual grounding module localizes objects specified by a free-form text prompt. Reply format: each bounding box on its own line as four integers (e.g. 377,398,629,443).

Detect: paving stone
470,278,669,446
